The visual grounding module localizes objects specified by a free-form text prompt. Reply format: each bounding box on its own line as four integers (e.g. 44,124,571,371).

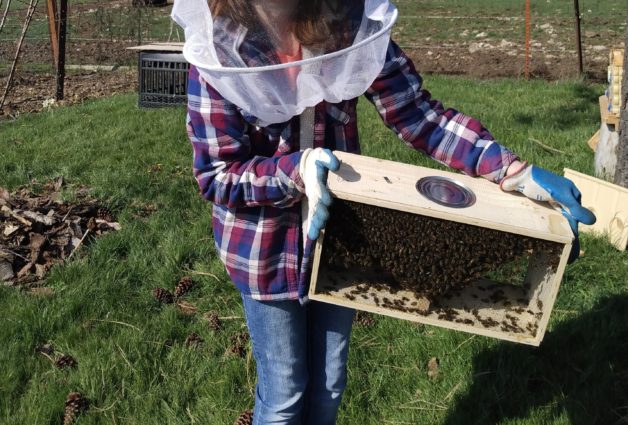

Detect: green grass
1,76,627,424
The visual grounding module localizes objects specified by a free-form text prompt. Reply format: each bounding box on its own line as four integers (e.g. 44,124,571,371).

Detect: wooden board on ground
587,129,601,151
309,152,573,346
564,168,628,251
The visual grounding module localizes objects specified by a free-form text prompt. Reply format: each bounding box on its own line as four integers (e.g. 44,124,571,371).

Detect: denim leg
241,294,308,425
304,301,356,425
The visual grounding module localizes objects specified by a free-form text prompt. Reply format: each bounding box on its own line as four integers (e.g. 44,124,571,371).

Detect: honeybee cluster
321,200,562,300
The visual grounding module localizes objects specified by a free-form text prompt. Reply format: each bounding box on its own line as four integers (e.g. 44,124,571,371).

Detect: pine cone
63,392,88,425
354,311,375,328
204,311,222,332
229,331,249,358
96,207,114,222
174,276,194,298
86,217,98,232
234,409,253,425
55,354,77,369
185,333,203,348
152,287,174,304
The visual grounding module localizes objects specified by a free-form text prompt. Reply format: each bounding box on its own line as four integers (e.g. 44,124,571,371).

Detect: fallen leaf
427,357,440,380
34,264,47,279
0,188,9,206
36,343,55,355
26,287,54,296
29,233,46,249
17,262,35,278
3,224,19,237
176,300,199,316
21,210,56,226
53,176,64,192
0,259,14,282
2,205,32,226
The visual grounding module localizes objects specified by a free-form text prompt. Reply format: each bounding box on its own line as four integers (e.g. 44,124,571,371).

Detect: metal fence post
574,0,584,76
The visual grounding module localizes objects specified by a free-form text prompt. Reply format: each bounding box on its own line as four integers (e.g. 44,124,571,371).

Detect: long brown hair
208,0,330,47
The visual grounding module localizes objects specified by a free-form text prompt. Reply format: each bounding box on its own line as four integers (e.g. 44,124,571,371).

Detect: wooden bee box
564,168,628,251
308,152,573,346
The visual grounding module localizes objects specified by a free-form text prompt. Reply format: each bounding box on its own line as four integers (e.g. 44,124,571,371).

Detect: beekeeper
172,0,595,423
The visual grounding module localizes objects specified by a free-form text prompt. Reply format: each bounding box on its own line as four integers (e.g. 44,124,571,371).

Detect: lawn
1,75,627,425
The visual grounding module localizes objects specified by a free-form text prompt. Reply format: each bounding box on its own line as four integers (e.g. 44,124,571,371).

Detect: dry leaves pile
0,178,121,287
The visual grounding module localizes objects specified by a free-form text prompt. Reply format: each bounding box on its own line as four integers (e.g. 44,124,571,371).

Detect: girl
173,0,595,423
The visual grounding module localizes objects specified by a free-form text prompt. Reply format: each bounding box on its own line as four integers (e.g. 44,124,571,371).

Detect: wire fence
0,0,625,116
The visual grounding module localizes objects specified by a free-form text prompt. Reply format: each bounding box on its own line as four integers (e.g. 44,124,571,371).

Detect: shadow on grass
513,83,600,130
444,295,628,425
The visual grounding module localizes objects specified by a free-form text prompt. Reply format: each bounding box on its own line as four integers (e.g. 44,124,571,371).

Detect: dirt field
0,1,624,118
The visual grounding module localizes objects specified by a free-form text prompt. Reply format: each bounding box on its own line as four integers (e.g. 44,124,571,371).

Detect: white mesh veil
171,0,398,124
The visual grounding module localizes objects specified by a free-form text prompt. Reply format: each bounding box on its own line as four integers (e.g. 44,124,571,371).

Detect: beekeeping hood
171,0,397,124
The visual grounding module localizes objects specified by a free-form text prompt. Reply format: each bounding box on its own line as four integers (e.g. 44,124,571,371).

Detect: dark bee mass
320,200,562,300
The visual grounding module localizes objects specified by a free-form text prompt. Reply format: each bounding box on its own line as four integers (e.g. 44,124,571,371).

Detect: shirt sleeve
186,65,305,208
365,40,519,183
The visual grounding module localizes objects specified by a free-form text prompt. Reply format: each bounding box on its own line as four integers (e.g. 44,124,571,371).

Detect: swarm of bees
321,200,562,299
317,199,562,335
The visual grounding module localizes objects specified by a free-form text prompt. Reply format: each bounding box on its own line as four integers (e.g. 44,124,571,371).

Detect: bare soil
0,69,136,119
0,2,619,118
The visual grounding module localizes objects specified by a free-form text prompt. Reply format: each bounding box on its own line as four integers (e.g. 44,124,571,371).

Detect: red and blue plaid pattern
186,40,519,301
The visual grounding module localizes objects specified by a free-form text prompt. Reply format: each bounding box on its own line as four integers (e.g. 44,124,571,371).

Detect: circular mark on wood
416,176,476,208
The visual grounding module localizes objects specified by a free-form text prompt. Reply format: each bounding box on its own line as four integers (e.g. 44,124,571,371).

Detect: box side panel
524,242,572,343
139,52,189,108
564,169,628,250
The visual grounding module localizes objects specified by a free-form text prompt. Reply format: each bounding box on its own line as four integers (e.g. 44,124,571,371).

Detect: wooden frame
600,95,620,128
126,42,184,52
564,168,628,251
608,48,624,116
308,152,573,346
587,129,600,152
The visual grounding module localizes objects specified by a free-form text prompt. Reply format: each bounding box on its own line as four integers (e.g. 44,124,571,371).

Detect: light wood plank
564,168,628,250
600,95,620,127
587,129,600,151
126,43,184,52
327,151,573,243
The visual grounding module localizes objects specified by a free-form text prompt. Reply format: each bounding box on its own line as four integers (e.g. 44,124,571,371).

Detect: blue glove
299,148,341,240
501,163,596,263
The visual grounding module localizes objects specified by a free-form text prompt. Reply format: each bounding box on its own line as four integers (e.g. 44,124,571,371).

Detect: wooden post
573,0,584,76
55,0,67,100
525,0,530,79
137,6,142,46
614,31,628,189
46,0,59,67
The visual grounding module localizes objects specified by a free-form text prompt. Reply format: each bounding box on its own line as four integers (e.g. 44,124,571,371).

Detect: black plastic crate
138,52,189,108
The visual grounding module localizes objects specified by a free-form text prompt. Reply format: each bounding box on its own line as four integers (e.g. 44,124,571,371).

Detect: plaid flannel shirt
186,40,519,301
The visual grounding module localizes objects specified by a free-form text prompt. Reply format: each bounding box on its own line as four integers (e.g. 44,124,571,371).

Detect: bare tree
0,0,13,34
0,0,39,111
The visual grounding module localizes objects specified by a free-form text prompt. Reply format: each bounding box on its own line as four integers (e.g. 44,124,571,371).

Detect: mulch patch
0,177,120,287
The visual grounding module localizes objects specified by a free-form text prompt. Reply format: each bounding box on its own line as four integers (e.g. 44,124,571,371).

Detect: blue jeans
241,294,356,425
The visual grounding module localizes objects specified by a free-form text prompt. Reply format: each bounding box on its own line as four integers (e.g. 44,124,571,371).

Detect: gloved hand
500,162,596,263
299,148,340,240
